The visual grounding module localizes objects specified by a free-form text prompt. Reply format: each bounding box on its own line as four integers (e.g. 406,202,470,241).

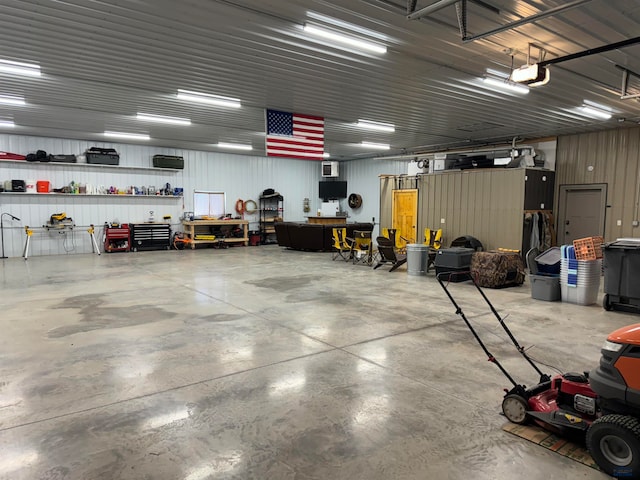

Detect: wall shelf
0,160,181,173
0,192,182,198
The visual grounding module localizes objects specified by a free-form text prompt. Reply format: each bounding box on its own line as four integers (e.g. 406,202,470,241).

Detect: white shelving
0,160,181,173
0,192,182,199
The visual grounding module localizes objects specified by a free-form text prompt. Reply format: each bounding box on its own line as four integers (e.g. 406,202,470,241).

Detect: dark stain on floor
245,275,315,292
48,305,175,338
197,313,245,323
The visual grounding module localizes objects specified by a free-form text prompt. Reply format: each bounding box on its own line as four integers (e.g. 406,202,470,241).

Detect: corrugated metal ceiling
0,0,639,159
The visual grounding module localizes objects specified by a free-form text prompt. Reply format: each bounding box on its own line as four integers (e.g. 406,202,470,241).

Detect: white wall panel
339,158,406,236
0,134,320,257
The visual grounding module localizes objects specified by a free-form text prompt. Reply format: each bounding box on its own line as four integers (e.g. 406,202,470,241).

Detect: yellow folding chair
332,227,351,261
424,228,443,250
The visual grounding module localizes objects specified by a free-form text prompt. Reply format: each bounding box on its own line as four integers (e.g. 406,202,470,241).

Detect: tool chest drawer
130,223,171,251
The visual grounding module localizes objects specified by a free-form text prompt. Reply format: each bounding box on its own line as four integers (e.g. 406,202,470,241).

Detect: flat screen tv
319,181,347,200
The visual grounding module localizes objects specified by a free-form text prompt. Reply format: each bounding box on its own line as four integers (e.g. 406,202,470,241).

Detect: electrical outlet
633,220,639,227
440,218,445,224
617,220,622,226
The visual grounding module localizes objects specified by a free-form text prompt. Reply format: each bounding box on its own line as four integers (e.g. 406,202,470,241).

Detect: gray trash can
407,244,429,276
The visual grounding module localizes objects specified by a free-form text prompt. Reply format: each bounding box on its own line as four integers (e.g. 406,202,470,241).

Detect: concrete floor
0,245,635,480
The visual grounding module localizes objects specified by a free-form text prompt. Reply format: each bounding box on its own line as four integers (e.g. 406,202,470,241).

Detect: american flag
265,109,324,160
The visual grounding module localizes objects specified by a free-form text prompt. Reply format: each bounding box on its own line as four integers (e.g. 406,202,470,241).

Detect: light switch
440,218,445,224
617,220,622,226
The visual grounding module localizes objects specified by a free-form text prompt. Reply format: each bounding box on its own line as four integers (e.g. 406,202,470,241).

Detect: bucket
407,243,429,276
36,180,50,193
249,231,261,246
25,179,36,193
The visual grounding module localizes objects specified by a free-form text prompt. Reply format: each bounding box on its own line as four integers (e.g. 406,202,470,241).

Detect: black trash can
603,240,640,313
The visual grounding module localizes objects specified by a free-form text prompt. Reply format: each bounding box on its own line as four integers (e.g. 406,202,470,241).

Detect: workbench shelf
182,220,249,248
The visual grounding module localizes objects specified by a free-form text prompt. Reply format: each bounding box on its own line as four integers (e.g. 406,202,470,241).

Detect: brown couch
274,222,374,251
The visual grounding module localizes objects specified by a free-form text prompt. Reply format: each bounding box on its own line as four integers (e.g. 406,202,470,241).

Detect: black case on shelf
153,155,184,169
49,154,77,163
86,147,120,165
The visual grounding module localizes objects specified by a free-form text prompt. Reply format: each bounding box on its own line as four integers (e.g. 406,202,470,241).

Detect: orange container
573,236,604,260
36,180,50,193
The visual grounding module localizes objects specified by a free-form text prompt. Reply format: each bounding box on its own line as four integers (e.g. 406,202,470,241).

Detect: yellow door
392,189,418,249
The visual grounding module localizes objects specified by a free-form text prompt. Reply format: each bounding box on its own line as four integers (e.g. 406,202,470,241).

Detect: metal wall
421,169,526,250
379,169,528,251
556,127,640,241
0,134,320,257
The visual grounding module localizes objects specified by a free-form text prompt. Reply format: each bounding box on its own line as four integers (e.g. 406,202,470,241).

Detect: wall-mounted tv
319,181,347,201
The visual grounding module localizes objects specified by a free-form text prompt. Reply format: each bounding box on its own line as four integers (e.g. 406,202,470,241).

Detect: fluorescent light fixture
482,77,529,95
360,141,390,150
511,63,550,87
216,142,252,150
303,24,387,54
0,120,15,128
579,105,612,120
485,68,510,79
136,113,190,126
177,89,241,108
323,152,330,158
104,131,150,140
0,59,41,77
356,119,395,132
0,95,25,106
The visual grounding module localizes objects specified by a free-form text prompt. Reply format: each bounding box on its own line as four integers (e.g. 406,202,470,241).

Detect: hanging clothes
530,212,541,251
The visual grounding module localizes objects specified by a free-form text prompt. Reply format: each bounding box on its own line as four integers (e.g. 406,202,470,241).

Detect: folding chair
424,227,443,272
374,236,407,272
350,230,373,265
332,227,351,261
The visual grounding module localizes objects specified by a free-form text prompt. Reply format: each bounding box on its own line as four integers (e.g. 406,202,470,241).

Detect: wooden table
182,219,249,248
307,216,347,225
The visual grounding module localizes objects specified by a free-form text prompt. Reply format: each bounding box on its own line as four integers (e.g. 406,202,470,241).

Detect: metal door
557,184,607,245
392,189,418,248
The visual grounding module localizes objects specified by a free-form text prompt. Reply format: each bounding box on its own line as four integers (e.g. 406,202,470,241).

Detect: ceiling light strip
136,113,191,126
360,141,390,150
177,90,241,108
0,59,41,77
578,106,612,120
482,77,529,94
104,131,150,140
356,119,395,132
217,142,252,150
303,24,387,54
0,95,26,106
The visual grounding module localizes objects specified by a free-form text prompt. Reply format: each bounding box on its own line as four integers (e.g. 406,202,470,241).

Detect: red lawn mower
437,272,640,478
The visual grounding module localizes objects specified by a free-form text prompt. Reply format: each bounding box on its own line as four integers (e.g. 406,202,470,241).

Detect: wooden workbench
182,219,249,248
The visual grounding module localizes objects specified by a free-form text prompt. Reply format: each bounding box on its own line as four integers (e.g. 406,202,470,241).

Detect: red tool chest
104,224,130,252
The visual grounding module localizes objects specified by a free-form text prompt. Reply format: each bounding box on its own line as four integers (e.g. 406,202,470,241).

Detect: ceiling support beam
407,0,459,20
616,65,640,100
462,0,593,42
407,0,418,14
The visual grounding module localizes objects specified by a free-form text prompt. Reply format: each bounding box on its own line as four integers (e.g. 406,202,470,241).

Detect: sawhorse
22,224,101,260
